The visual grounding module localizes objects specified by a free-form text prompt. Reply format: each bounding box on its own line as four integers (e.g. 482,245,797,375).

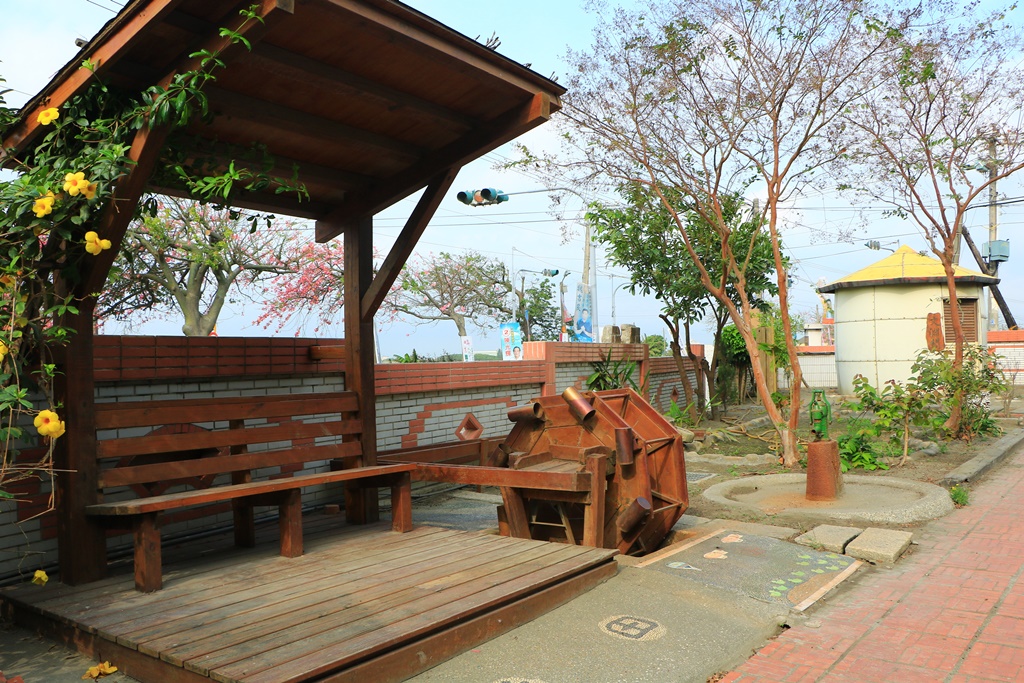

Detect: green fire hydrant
809,389,832,441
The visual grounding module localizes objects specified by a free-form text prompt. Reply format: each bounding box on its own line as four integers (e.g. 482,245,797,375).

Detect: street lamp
610,281,631,327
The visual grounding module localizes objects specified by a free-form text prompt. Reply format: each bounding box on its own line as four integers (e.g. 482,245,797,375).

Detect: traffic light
479,188,509,203
455,189,508,206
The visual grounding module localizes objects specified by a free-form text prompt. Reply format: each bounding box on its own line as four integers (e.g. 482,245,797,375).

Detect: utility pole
988,136,999,330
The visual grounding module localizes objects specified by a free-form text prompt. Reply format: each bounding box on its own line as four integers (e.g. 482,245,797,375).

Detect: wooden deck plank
159,536,549,668
131,533,510,654
99,528,479,647
32,525,444,628
211,545,609,682
1,524,617,683
188,541,582,678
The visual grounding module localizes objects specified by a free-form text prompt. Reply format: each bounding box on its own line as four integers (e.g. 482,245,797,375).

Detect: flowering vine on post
0,5,306,504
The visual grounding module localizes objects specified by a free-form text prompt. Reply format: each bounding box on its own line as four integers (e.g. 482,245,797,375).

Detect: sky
3,0,1024,358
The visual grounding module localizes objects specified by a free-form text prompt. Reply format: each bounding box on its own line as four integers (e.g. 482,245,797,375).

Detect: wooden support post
343,216,379,524
133,513,162,593
229,419,256,547
500,487,531,539
278,489,303,557
582,455,607,548
54,298,107,585
390,472,413,532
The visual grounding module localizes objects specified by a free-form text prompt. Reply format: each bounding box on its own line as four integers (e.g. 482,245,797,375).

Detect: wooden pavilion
0,1,618,680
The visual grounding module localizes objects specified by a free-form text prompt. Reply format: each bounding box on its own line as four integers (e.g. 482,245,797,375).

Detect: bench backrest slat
97,418,360,460
98,441,363,488
95,391,362,493
96,392,359,429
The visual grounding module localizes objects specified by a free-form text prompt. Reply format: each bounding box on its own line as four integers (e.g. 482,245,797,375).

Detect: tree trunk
662,314,697,423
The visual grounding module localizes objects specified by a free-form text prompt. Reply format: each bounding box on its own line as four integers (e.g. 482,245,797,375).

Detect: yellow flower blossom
0,341,8,360
34,409,65,439
82,181,99,201
33,191,55,218
37,107,60,125
63,172,89,196
32,569,48,585
84,231,112,256
82,661,118,679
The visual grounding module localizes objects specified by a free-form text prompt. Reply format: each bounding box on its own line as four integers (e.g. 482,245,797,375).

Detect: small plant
852,374,937,466
913,345,1008,441
587,350,642,391
836,428,889,472
949,484,969,507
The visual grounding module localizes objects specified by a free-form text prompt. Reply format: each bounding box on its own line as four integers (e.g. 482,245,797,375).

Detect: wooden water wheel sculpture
487,387,688,555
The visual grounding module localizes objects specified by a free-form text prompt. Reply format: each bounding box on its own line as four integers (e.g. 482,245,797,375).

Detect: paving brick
794,524,863,553
845,527,913,564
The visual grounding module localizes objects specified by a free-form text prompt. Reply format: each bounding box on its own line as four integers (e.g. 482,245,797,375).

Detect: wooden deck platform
1,519,617,682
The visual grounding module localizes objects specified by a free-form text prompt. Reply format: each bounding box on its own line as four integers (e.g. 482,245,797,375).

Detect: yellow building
818,245,998,393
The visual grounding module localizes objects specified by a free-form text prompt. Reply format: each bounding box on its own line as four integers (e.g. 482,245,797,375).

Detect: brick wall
0,336,703,582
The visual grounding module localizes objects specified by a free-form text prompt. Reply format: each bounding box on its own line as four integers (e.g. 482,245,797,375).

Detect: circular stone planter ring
702,473,954,526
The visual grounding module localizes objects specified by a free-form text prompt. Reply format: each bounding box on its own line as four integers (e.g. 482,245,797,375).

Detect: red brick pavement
724,445,1024,683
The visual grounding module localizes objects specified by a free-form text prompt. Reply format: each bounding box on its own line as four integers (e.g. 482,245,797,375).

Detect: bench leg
233,499,256,548
279,489,303,558
133,513,162,592
391,472,412,533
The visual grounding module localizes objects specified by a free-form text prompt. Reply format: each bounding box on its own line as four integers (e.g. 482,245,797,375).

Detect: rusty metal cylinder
616,496,652,533
615,426,636,466
562,386,595,423
507,402,545,423
806,439,843,501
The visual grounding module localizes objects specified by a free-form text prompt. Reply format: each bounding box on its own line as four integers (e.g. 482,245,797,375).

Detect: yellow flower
82,181,99,200
82,661,118,679
0,340,8,360
37,107,60,125
84,231,112,255
33,191,55,218
63,171,89,196
34,409,65,439
32,569,48,585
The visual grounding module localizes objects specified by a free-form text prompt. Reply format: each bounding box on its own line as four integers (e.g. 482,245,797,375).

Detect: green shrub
949,485,969,507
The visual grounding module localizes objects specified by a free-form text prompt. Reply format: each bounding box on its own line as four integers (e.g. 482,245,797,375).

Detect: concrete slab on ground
638,527,860,612
665,517,799,546
409,565,788,683
795,525,864,553
845,527,913,565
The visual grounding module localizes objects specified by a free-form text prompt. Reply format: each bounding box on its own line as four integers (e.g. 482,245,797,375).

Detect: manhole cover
599,615,666,641
687,472,716,482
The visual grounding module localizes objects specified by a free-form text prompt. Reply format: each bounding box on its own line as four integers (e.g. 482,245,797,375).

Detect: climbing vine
0,5,305,501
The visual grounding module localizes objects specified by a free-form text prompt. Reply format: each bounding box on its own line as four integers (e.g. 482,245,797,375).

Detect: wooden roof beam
249,44,477,131
205,86,424,159
361,167,458,321
315,92,553,242
320,0,567,96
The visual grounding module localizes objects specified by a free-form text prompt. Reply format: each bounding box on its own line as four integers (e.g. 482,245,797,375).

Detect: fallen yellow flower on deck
32,569,48,585
82,661,118,679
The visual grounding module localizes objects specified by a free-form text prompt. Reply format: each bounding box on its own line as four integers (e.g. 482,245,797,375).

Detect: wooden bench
84,391,414,592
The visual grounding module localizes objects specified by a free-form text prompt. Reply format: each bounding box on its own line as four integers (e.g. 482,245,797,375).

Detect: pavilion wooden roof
2,0,564,241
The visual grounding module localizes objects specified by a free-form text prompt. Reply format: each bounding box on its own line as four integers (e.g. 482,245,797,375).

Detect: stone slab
845,527,913,565
664,518,798,547
939,427,1024,487
795,525,864,553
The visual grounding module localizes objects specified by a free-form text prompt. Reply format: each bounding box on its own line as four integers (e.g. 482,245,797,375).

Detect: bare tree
521,0,907,464
100,197,295,336
837,2,1024,435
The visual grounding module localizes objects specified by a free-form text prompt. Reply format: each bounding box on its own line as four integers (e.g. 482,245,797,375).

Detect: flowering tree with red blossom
259,249,514,341
99,196,296,336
